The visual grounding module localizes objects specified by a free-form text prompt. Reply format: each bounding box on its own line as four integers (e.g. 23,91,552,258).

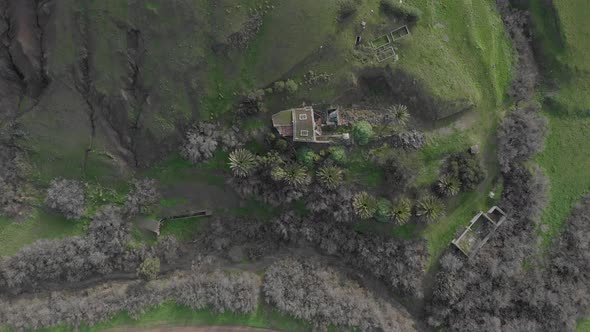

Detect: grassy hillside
528,0,590,245
533,2,590,326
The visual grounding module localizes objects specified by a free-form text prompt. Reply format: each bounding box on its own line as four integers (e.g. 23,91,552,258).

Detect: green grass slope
528,0,590,245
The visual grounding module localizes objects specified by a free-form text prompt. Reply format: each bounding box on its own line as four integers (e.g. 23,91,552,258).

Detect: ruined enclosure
452,206,507,257
375,46,396,62
391,25,410,41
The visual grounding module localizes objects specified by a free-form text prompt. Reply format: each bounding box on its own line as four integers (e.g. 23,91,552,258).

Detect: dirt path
104,326,283,332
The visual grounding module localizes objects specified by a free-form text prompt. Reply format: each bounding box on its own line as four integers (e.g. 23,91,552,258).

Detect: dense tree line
0,122,30,218
497,106,548,173
0,263,260,331
0,206,180,294
198,211,427,299
263,258,417,332
496,0,539,102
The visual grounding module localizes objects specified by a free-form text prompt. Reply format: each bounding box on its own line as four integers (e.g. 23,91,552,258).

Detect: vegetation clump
328,146,347,164
229,149,257,178
263,258,418,331
316,165,344,190
375,199,392,223
296,147,319,167
390,197,412,225
380,0,422,22
442,152,486,192
273,79,299,95
124,178,159,216
181,123,240,164
352,121,374,146
497,107,548,173
338,0,361,21
352,191,377,220
416,195,445,223
387,104,411,127
137,257,160,281
271,163,311,188
436,175,460,197
45,178,86,220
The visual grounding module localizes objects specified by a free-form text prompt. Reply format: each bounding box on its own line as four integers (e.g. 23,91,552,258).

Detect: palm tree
393,104,410,126
228,149,257,178
352,191,377,220
416,195,445,223
437,176,461,197
274,163,311,188
316,165,344,190
390,197,412,225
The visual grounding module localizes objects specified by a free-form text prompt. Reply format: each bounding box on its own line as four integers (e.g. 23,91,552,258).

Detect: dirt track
104,326,283,332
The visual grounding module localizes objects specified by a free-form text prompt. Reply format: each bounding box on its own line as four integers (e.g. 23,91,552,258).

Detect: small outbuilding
138,210,212,237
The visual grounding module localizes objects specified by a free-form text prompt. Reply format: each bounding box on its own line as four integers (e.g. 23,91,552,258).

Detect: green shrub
352,121,374,145
375,199,392,223
380,0,422,22
296,147,319,167
274,81,286,92
285,79,299,94
328,146,347,164
137,257,160,281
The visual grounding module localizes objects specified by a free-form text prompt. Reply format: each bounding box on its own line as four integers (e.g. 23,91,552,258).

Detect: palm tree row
351,192,445,224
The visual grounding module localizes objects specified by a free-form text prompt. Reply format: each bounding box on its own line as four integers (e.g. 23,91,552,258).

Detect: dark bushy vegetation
380,0,422,23
442,152,486,191
124,178,159,216
0,264,260,330
181,122,240,164
429,194,590,332
45,178,86,219
0,206,180,294
390,130,425,150
273,212,427,298
263,258,417,332
497,106,548,173
227,13,263,50
500,164,549,222
0,122,30,218
338,0,361,21
381,154,421,193
229,151,312,206
496,0,539,101
237,89,265,116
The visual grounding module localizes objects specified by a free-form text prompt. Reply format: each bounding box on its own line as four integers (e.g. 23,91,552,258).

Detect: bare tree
45,178,85,220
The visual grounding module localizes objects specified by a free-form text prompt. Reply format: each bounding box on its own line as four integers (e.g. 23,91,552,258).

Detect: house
271,106,347,143
451,206,507,258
